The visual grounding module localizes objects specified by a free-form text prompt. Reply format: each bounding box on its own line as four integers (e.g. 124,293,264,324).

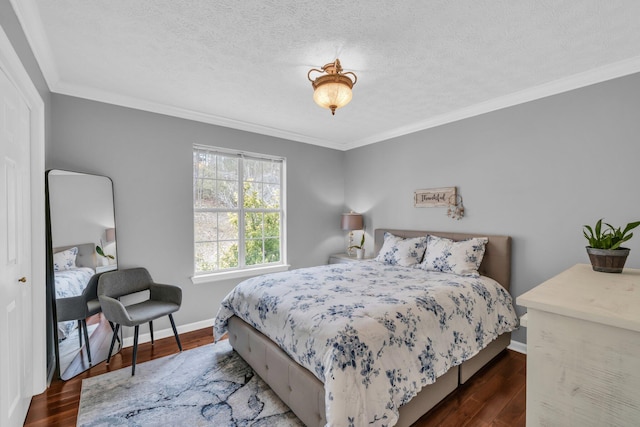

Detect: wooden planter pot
586,247,630,273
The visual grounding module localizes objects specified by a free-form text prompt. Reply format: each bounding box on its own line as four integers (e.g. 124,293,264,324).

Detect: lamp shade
105,227,116,243
341,212,363,231
313,80,353,112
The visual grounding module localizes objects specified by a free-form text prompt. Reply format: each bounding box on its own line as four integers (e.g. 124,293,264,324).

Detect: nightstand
328,253,373,264
96,264,117,273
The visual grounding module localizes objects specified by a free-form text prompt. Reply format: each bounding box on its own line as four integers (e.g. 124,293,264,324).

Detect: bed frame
227,229,513,427
53,242,98,269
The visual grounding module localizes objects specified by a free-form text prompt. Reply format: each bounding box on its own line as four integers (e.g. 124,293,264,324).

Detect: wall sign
414,187,456,207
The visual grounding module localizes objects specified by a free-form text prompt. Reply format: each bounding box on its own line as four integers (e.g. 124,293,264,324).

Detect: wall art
414,187,456,208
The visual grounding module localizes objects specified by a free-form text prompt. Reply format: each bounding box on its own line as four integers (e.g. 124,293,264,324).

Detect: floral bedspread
54,267,95,299
214,261,518,427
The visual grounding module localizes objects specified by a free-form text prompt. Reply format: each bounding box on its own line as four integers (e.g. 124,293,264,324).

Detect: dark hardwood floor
25,328,525,426
413,350,526,427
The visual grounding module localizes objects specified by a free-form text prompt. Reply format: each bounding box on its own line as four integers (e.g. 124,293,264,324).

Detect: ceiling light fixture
308,59,357,116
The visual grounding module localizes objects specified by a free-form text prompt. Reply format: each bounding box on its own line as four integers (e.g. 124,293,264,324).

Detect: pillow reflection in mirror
53,246,78,271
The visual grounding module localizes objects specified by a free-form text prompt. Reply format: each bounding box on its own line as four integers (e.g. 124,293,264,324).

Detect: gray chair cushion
123,301,180,326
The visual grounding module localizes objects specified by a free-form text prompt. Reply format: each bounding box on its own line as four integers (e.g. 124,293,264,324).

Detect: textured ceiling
12,0,640,150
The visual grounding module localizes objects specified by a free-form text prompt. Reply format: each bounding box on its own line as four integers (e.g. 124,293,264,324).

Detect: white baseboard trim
508,339,527,354
122,318,215,348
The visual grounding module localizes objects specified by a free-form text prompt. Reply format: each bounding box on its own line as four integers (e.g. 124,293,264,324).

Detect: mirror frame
45,169,121,380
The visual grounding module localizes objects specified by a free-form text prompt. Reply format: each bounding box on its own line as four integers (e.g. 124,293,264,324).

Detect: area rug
77,340,304,426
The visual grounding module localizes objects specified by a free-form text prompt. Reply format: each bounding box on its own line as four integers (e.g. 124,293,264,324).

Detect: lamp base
346,231,354,256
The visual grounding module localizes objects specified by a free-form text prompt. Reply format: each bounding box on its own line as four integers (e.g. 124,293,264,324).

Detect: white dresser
517,264,640,426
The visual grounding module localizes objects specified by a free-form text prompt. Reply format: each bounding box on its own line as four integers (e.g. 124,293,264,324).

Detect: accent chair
98,267,182,375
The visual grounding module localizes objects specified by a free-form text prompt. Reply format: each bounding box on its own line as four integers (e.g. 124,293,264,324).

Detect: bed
215,229,518,427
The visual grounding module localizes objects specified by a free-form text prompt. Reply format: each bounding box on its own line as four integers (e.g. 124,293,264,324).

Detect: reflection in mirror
46,170,122,380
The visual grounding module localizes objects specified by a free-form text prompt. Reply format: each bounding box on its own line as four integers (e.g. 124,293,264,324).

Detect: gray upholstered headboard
374,229,512,291
53,242,97,269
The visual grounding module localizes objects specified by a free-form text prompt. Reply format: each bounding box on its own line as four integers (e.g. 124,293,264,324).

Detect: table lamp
341,212,363,256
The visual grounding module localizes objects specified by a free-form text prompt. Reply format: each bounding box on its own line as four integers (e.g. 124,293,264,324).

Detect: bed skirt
227,316,511,427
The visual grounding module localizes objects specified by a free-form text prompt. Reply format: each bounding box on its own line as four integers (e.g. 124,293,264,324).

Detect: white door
0,66,33,427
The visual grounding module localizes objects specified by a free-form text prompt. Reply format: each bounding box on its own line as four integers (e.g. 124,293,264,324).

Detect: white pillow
375,232,428,266
420,235,488,277
53,247,78,271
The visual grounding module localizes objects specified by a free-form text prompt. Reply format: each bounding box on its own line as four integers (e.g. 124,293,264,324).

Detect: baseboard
508,339,527,354
46,354,56,386
122,318,215,348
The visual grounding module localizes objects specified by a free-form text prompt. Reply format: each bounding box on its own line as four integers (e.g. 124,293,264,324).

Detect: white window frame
191,145,288,284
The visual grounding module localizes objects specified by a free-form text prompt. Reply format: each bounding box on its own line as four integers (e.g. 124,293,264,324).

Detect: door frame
0,25,46,394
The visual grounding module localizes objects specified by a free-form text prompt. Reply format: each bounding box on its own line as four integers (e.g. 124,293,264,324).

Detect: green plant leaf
584,219,639,250
623,221,640,235
96,245,114,259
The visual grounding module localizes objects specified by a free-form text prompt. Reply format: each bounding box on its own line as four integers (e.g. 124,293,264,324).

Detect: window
193,145,286,278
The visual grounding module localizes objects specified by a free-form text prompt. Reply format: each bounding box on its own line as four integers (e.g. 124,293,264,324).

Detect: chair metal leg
77,320,83,347
81,319,92,365
168,314,182,352
109,321,121,344
149,320,154,344
107,323,120,364
132,325,140,376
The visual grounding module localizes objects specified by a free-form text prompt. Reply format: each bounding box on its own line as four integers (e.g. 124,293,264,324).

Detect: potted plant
96,245,115,266
583,219,640,273
349,232,366,259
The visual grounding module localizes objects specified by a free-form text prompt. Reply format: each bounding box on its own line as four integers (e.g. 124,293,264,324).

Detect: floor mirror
45,169,122,380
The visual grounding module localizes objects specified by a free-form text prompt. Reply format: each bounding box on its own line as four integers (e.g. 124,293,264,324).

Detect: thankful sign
414,187,456,207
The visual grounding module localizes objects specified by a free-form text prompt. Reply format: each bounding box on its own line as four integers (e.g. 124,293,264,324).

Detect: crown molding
9,0,58,90
52,81,349,151
55,54,640,152
345,55,640,150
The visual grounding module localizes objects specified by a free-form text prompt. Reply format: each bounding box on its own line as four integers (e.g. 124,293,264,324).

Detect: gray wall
50,94,345,337
345,72,640,344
